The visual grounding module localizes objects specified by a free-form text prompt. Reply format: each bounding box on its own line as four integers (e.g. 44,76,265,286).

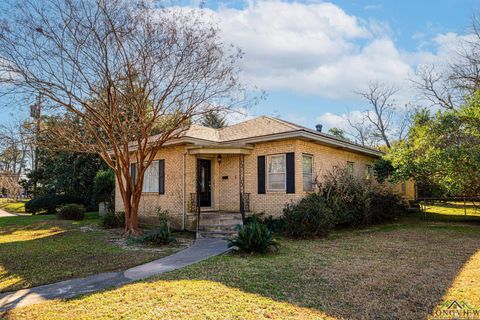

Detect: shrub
57,204,85,220
321,167,406,226
282,167,406,239
228,217,279,253
283,193,335,238
155,207,170,230
245,214,285,234
128,227,175,245
25,194,85,215
368,191,403,224
93,169,115,204
101,211,125,229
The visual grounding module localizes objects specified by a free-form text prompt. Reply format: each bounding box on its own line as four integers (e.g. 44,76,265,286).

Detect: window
347,161,354,175
142,161,160,193
303,154,314,191
267,154,286,191
365,164,373,180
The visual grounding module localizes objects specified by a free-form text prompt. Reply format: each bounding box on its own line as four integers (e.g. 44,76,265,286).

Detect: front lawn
0,199,26,214
0,213,193,293
5,214,480,319
422,201,480,222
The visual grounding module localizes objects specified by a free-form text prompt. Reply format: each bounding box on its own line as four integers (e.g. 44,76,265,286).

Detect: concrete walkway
0,238,229,312
0,209,15,217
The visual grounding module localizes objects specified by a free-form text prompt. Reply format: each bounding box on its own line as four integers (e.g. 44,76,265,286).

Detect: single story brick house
115,116,415,231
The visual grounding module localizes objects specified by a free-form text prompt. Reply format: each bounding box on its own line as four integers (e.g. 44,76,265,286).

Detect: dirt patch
103,228,194,253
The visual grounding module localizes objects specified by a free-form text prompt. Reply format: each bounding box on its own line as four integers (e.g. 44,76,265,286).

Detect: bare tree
412,65,457,110
356,82,398,148
344,115,374,147
0,0,244,234
0,120,32,178
413,14,480,109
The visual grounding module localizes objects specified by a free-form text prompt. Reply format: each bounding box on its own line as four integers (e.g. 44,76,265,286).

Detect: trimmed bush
128,227,175,245
228,217,279,254
100,211,125,229
25,194,85,215
283,193,336,238
57,204,85,220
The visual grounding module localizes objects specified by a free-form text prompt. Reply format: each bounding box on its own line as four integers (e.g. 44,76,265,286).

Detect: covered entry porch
187,145,253,216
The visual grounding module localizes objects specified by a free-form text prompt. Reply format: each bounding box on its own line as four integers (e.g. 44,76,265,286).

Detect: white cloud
224,107,255,124
177,1,466,103
317,110,366,131
199,1,419,99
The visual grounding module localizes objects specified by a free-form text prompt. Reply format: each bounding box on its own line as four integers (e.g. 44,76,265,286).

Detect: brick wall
243,139,380,217
115,145,190,229
115,138,415,229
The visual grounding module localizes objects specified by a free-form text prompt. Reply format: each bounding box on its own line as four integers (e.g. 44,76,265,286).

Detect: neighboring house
115,116,415,232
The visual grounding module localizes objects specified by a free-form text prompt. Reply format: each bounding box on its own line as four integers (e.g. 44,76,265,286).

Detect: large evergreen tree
200,111,228,128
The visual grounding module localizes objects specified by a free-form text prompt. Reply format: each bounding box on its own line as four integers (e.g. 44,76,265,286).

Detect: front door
197,159,212,207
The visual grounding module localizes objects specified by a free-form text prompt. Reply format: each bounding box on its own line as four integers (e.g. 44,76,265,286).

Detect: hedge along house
115,116,415,237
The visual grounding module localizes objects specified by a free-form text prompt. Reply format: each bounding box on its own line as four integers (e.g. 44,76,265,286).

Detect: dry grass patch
4,280,332,320
5,218,480,320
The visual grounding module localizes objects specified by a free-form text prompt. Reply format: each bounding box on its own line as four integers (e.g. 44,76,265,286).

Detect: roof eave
222,130,383,158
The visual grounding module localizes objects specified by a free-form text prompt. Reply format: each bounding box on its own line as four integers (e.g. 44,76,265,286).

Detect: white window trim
266,154,286,192
302,154,314,191
365,164,373,180
347,161,355,175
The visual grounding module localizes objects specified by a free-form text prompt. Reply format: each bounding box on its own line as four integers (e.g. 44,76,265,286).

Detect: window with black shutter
158,159,165,194
258,155,266,194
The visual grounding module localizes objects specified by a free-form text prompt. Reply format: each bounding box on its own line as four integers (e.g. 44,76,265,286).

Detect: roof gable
174,115,382,157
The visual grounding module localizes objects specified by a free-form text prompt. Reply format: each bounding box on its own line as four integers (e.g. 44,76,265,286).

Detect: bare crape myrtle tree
0,0,246,235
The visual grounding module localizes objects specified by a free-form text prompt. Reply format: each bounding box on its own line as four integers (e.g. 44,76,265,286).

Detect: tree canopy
385,94,480,196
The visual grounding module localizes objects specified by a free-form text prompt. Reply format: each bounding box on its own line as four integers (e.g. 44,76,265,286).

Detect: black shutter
158,159,165,194
286,152,295,194
130,163,136,189
257,155,266,194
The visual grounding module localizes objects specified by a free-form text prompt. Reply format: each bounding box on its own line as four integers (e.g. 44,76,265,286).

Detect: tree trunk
117,170,142,236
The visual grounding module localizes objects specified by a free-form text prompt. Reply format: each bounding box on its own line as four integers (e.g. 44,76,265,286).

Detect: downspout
182,151,186,230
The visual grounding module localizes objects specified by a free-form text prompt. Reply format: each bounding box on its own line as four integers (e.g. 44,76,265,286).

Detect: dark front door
197,159,212,207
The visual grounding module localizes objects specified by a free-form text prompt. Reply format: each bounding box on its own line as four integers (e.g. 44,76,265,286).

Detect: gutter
182,151,186,230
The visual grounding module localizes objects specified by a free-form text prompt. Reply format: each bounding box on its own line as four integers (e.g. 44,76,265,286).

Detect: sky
0,0,478,131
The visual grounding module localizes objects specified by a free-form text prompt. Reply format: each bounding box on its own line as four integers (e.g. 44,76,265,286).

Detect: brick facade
115,138,415,230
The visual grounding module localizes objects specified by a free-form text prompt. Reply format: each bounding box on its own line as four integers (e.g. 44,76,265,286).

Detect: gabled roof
174,116,382,157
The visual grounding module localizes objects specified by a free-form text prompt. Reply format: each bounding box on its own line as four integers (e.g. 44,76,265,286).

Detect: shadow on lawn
4,219,480,319
165,225,480,319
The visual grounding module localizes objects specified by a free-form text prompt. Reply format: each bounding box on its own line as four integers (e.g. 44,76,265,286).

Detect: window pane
303,174,313,191
268,173,285,190
268,155,285,173
347,161,354,175
365,165,372,179
302,155,313,174
142,161,159,192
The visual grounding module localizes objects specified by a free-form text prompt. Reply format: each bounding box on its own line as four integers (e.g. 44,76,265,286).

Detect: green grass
419,201,480,223
5,209,480,320
0,213,192,293
0,199,27,214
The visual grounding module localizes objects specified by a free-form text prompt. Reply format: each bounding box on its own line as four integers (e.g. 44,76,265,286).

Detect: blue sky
0,0,477,130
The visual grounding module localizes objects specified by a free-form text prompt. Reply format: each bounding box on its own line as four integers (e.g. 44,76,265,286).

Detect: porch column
239,154,245,222
195,155,201,237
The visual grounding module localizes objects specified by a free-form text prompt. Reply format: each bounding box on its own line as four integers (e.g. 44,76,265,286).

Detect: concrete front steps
198,212,243,239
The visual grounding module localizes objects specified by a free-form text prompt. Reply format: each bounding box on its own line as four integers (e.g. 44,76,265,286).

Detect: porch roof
187,145,253,155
